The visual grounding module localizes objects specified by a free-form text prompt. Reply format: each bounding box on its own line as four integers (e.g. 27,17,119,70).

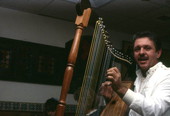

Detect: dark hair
44,98,59,112
132,31,162,51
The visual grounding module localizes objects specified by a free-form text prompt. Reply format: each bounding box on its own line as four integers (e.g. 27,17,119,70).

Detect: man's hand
103,67,128,98
99,82,114,101
106,67,122,91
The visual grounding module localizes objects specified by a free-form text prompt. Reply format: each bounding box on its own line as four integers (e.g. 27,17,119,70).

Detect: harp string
76,18,106,115
92,19,116,111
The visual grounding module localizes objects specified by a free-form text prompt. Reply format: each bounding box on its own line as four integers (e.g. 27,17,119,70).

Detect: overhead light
65,0,114,8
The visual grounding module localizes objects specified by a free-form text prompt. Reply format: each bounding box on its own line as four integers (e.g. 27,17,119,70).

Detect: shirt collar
136,62,162,78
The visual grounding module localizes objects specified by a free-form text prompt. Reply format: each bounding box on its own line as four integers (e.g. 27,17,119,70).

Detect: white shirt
123,62,170,116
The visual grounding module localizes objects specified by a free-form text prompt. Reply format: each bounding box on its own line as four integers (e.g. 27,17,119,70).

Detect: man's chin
140,66,148,71
139,64,148,71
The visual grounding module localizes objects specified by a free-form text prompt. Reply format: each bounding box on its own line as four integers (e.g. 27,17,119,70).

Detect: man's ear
156,49,162,59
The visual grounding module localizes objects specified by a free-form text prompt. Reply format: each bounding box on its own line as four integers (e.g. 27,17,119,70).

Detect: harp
56,0,133,116
75,18,133,116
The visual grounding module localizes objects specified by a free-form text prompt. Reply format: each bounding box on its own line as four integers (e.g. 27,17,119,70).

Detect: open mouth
138,57,148,63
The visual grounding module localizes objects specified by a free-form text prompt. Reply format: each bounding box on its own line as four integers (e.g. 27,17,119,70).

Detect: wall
0,7,132,105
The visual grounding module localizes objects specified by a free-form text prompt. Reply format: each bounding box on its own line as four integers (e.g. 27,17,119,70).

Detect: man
100,31,170,116
44,98,59,116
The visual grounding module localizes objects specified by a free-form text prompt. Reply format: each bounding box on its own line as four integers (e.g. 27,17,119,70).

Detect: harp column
56,8,91,116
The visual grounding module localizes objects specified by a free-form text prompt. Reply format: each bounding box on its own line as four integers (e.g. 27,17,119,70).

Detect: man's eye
134,48,140,52
145,46,151,50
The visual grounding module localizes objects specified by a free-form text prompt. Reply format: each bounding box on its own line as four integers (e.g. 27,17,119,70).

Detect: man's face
133,37,162,73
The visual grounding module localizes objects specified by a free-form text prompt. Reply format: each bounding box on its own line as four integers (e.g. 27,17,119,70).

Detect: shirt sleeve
123,89,136,105
123,78,170,116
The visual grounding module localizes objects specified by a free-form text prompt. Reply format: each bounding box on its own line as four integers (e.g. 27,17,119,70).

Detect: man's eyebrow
134,45,141,48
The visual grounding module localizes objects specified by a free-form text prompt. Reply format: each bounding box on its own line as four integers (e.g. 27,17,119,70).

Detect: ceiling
0,0,170,43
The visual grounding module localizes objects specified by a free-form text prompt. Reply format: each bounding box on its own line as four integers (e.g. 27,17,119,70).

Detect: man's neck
141,70,147,77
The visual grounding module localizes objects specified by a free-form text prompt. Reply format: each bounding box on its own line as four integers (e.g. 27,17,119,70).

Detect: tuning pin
99,17,102,20
104,39,108,42
107,44,111,49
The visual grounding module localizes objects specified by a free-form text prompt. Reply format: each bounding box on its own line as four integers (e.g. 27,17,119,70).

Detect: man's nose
139,48,145,54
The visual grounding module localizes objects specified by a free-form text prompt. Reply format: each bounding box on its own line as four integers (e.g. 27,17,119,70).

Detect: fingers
99,81,114,99
99,81,112,93
107,67,119,73
106,67,121,80
105,67,122,90
101,81,112,86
